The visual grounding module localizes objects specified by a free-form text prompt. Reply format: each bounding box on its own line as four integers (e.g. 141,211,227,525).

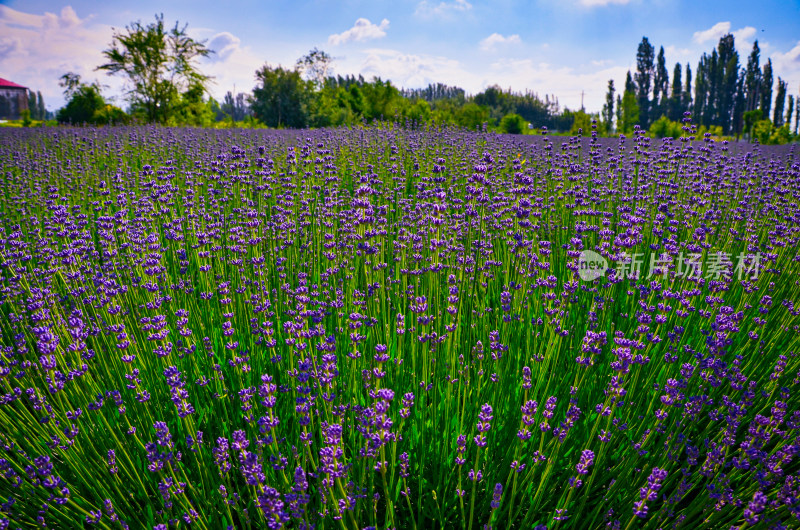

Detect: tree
405,99,432,128
743,109,762,140
760,59,773,121
684,63,692,114
36,91,45,121
569,110,593,136
651,46,669,124
693,56,708,126
773,78,786,126
733,69,746,136
715,34,739,134
500,113,525,134
455,103,490,131
27,90,36,119
56,73,106,124
602,79,615,133
744,41,761,112
620,88,639,134
786,95,794,130
97,14,213,123
296,48,333,87
635,36,655,129
251,64,310,128
795,91,800,135
221,91,250,121
668,63,683,121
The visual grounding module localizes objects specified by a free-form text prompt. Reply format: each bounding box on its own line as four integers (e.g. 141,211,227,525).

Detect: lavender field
1,122,799,529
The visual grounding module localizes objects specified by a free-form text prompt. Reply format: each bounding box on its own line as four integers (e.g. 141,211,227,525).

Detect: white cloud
0,5,118,109
328,18,389,46
480,33,521,51
207,32,241,62
415,0,472,18
200,37,266,99
770,41,800,92
692,21,731,44
733,26,756,43
355,48,475,90
578,0,631,6
664,45,692,59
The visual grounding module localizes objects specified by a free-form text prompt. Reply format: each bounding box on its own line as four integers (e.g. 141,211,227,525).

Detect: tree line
50,14,799,143
607,35,798,143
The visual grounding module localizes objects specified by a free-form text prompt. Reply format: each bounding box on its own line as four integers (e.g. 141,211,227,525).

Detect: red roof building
0,77,29,120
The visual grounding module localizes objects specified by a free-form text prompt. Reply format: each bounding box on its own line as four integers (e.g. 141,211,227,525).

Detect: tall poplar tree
635,37,655,128
760,59,773,120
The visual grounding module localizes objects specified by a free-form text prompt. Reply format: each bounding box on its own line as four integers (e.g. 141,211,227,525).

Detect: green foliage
648,115,683,139
752,119,773,144
167,83,216,127
620,90,639,134
404,99,432,128
56,75,107,125
455,103,490,131
361,78,401,122
92,104,130,125
97,13,212,123
296,48,333,88
20,109,31,127
743,109,762,140
769,124,793,145
568,110,595,136
499,113,525,134
56,72,130,125
251,64,311,128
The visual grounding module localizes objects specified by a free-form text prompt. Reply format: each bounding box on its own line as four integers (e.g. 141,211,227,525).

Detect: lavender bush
0,119,799,529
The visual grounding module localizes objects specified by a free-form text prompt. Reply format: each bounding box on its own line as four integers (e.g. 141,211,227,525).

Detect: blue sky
1,0,799,114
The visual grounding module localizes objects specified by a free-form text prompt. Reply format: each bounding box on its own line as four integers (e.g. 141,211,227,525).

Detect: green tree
787,95,794,131
620,89,639,134
714,34,739,134
36,91,46,121
743,109,762,141
455,103,490,131
405,99,432,128
635,36,655,128
26,90,37,120
171,83,215,126
649,115,682,139
744,41,761,112
569,110,593,136
760,59,773,120
602,79,615,133
97,14,212,123
221,91,250,121
360,78,401,122
684,63,692,114
651,46,669,124
251,64,310,128
296,48,333,88
500,113,525,134
667,63,683,121
752,119,772,144
773,78,786,126
56,73,106,124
